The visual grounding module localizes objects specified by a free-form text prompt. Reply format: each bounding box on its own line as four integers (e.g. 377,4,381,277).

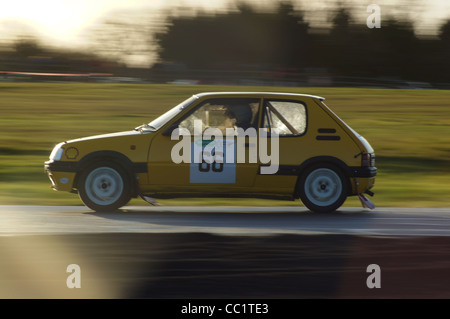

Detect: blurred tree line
1,1,449,85
0,36,121,76
154,2,450,84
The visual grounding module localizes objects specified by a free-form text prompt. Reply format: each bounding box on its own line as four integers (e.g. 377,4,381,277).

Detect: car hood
65,130,143,144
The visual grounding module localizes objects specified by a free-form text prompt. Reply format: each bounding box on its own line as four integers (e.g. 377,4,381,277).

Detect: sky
0,0,449,66
0,0,164,45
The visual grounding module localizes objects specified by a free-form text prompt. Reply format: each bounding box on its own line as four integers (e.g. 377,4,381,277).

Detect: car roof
193,92,325,101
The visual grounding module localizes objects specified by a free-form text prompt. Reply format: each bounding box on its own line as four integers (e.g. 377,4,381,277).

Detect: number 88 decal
199,160,224,172
199,150,224,173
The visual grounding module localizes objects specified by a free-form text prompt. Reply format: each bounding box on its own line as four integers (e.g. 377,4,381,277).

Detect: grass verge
1,83,449,207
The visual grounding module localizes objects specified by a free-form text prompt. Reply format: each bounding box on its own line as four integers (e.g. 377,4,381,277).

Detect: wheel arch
74,150,140,197
294,156,352,198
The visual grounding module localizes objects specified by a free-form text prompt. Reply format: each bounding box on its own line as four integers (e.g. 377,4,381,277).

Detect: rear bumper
348,166,377,178
348,167,376,195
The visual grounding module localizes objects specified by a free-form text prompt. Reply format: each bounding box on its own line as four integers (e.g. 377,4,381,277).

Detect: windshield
143,96,197,131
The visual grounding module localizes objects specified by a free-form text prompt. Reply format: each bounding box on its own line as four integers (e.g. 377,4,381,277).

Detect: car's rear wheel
78,161,132,212
298,164,348,213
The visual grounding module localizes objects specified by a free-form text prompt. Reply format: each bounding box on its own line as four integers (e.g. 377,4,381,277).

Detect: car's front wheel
298,164,348,213
78,161,132,211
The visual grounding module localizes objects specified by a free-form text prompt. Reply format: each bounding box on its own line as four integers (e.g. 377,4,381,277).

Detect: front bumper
44,160,77,192
45,160,78,173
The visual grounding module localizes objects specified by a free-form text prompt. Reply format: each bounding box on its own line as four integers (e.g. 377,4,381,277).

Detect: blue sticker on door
190,139,236,183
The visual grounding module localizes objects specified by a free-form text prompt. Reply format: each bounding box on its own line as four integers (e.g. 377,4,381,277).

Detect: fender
266,156,350,176
290,156,352,199
75,150,147,197
270,156,376,178
297,156,350,175
77,150,147,173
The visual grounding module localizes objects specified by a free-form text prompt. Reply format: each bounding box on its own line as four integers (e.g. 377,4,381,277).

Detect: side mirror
162,123,178,136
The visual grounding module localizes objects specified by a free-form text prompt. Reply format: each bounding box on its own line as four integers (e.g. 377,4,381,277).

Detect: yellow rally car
45,92,376,213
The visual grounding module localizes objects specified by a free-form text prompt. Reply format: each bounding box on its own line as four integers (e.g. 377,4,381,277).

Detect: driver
224,103,253,130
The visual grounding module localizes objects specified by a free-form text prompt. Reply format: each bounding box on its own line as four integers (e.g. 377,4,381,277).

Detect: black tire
78,161,132,212
298,164,348,213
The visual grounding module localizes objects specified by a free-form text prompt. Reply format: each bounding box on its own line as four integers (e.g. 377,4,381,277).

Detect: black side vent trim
316,135,341,141
318,128,336,134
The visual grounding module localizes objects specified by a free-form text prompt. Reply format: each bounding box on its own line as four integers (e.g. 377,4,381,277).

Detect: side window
263,100,307,136
179,98,260,134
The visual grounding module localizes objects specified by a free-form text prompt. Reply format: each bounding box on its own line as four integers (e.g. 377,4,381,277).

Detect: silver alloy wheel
84,167,124,206
304,168,343,207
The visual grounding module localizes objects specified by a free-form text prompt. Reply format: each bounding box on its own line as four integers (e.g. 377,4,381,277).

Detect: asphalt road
2,205,450,236
1,205,450,300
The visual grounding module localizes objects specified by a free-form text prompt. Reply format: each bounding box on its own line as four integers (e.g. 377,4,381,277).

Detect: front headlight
49,143,65,161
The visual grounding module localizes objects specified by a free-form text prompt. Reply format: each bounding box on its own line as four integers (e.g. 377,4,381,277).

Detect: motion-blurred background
0,0,449,87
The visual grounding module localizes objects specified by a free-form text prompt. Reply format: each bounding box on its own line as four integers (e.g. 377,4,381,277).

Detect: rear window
263,100,307,136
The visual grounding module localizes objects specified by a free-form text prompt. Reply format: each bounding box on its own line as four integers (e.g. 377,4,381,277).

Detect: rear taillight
362,153,375,167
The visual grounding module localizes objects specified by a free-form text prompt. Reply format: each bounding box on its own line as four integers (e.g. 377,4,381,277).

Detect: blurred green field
1,82,449,208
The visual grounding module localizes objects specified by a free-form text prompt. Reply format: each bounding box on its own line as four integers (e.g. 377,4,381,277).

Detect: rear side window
263,100,307,136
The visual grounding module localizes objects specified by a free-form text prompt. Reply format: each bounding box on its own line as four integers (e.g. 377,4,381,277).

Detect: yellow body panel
60,131,152,164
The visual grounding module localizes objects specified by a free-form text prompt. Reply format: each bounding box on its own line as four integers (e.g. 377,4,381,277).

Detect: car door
147,97,261,193
253,98,309,194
